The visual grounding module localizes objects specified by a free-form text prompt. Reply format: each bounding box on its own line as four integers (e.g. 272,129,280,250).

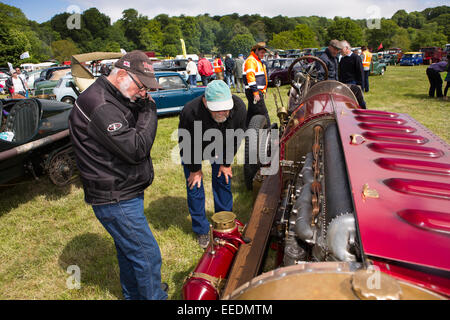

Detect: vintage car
0,98,74,185
182,56,449,300
151,72,206,115
266,58,296,87
400,52,424,66
421,47,445,65
380,54,398,66
33,66,71,88
53,74,78,105
370,55,387,76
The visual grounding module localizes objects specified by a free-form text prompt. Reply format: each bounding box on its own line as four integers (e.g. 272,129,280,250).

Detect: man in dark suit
338,40,366,109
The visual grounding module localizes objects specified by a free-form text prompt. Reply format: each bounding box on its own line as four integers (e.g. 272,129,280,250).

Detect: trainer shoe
197,233,210,249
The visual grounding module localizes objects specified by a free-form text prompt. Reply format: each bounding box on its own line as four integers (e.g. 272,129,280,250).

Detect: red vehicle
183,58,449,300
420,47,445,64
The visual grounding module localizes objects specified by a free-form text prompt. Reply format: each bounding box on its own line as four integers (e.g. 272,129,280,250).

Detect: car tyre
274,77,282,87
380,68,385,76
62,96,75,105
244,115,269,190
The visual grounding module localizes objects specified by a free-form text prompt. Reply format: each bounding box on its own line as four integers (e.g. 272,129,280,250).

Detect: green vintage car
370,55,387,76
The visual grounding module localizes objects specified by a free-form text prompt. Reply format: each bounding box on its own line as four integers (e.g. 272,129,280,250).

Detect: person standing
68,51,168,300
6,71,27,96
197,54,214,86
213,55,224,81
233,54,245,93
444,55,450,100
243,42,270,127
426,59,448,98
224,54,235,89
339,40,366,109
186,57,198,86
317,39,342,81
361,46,372,92
178,80,246,248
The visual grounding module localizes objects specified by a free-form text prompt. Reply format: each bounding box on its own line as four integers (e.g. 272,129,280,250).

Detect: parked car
153,59,203,84
34,69,72,97
400,52,424,66
34,66,71,88
0,72,9,93
381,54,398,66
370,55,387,76
53,74,77,104
150,72,206,115
0,98,75,185
420,47,445,65
266,58,296,87
25,70,42,89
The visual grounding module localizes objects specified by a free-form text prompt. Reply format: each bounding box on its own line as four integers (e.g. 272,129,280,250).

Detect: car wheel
244,115,270,190
380,68,385,76
62,96,75,105
274,77,282,87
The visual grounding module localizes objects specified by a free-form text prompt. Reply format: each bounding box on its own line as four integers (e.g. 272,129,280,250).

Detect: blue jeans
364,70,370,92
92,195,167,300
183,163,233,235
188,75,197,86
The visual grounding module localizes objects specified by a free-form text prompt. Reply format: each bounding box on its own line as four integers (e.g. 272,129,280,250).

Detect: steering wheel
287,55,328,91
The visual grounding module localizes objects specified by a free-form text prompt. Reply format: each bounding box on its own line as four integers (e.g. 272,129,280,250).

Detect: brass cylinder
212,211,236,232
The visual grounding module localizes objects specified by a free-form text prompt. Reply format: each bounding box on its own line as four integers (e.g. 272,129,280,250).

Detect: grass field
0,65,448,299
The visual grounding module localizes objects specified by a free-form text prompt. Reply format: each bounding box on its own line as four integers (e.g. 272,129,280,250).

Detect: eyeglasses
127,72,148,91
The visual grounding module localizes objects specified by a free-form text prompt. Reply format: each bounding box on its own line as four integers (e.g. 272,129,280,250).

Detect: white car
53,74,77,104
0,72,9,94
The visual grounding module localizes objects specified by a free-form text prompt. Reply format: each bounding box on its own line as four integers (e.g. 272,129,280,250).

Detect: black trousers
444,81,449,97
245,90,270,128
426,68,443,97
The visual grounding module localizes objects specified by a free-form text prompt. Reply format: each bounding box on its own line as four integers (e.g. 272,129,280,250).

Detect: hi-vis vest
362,50,373,70
213,58,223,73
243,51,268,93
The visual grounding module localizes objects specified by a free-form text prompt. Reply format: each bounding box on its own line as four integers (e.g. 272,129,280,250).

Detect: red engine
182,211,247,300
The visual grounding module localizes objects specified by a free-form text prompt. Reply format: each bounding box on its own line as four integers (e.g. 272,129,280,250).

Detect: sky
3,0,448,23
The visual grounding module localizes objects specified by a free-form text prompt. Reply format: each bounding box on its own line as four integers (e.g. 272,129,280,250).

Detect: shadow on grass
403,93,435,100
171,262,199,300
0,176,82,217
145,196,200,234
59,232,123,299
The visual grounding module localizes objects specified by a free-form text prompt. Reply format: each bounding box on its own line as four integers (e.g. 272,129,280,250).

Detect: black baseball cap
114,50,159,89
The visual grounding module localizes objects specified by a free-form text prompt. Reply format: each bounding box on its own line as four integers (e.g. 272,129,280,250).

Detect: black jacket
225,57,235,74
68,76,158,205
318,48,339,81
178,95,247,173
339,53,365,87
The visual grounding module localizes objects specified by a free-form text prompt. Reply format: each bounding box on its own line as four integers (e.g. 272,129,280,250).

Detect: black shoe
197,233,210,249
161,282,169,293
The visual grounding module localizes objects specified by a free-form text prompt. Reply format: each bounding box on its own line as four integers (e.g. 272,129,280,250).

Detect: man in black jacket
317,39,342,81
339,40,367,109
178,80,246,248
69,51,167,300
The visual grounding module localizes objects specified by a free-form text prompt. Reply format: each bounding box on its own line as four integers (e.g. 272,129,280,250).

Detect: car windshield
404,54,413,58
158,76,186,90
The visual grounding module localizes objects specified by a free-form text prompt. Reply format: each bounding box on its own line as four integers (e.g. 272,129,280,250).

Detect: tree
269,31,298,49
327,18,363,46
51,39,79,63
0,24,31,66
229,33,255,57
82,7,111,40
292,24,319,48
365,19,399,49
411,23,447,51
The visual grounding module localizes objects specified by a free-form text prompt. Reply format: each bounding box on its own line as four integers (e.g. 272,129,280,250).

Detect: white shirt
12,77,25,92
186,61,198,75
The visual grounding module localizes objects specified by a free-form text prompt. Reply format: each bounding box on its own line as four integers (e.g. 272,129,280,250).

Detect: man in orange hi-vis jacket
243,42,270,127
